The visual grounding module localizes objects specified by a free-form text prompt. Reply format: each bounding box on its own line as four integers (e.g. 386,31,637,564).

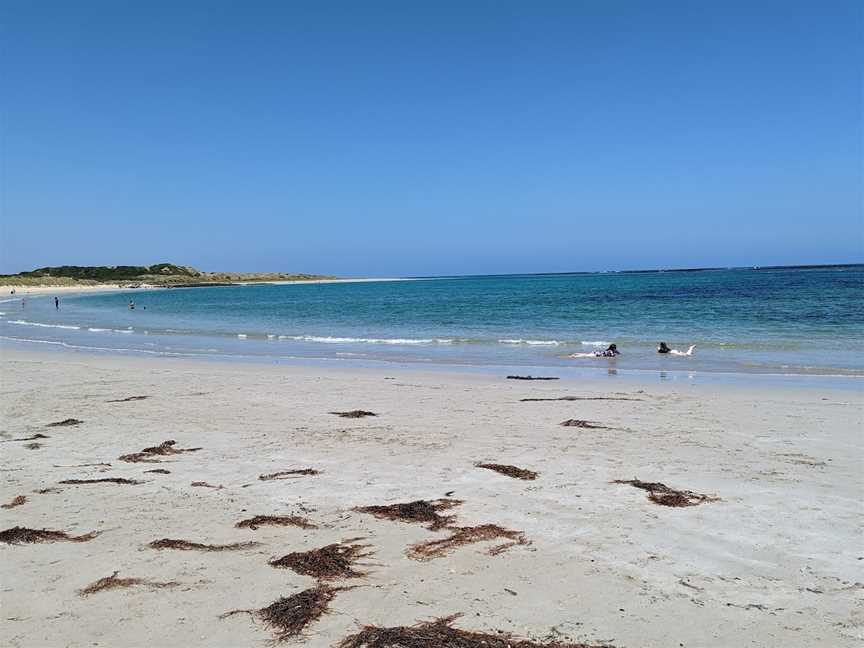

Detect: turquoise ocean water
2,266,862,384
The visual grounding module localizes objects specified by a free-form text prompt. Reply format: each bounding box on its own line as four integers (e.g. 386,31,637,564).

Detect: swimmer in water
568,343,620,358
658,342,695,356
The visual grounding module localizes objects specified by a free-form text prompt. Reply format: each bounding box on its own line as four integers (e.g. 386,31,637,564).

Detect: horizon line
408,262,863,280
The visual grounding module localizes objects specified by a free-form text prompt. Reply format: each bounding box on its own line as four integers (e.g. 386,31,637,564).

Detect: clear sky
2,1,861,276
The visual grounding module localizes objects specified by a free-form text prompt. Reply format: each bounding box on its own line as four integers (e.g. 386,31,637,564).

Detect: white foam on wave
114,329,133,334
0,335,189,356
266,334,276,339
88,328,111,332
283,335,436,345
499,338,560,346
581,340,610,347
237,334,247,339
8,320,81,330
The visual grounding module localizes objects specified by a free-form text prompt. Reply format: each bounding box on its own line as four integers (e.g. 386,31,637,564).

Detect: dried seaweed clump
236,515,317,530
407,524,529,561
506,375,559,381
191,481,223,489
613,479,718,507
476,463,538,481
25,443,42,450
119,439,202,463
1,495,26,509
522,396,641,402
3,433,50,443
106,395,149,403
78,570,178,596
222,585,347,642
145,469,171,474
259,469,320,480
59,478,142,485
148,538,259,552
330,410,377,418
355,499,462,531
269,541,372,580
47,418,83,427
560,419,608,429
0,526,99,544
337,615,615,648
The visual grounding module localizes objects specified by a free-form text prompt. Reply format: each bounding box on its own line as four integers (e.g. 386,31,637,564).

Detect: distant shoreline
0,276,410,297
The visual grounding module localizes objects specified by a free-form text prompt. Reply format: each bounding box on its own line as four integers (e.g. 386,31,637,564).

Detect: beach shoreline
0,277,408,297
1,347,860,647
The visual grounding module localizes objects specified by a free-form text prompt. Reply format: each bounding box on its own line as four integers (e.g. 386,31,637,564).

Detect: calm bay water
2,266,862,379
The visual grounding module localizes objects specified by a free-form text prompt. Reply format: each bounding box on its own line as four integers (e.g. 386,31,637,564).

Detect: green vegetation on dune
0,264,336,286
20,264,199,281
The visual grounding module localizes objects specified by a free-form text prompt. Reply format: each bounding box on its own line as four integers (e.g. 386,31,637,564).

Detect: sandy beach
0,348,861,647
0,278,407,299
0,285,141,298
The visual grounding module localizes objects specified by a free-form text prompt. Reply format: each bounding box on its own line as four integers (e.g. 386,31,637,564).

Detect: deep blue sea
2,266,862,383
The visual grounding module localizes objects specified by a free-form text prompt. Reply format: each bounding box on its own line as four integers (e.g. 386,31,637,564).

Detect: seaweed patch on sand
236,515,317,530
221,585,349,642
0,526,99,544
145,469,171,474
407,524,530,561
59,478,142,485
613,479,718,507
560,419,610,429
355,499,462,531
522,396,641,402
476,463,538,480
119,439,202,463
3,433,49,443
269,541,373,580
506,375,559,381
148,538,259,552
191,481,223,489
259,469,320,480
1,495,26,509
330,410,377,418
78,570,179,596
25,442,42,450
337,614,615,648
47,418,83,427
106,395,150,403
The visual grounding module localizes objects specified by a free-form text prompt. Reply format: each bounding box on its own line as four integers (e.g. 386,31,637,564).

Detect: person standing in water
658,342,695,356
128,300,135,310
54,296,60,310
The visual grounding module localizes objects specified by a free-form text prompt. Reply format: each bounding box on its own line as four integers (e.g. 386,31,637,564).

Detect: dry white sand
0,348,861,647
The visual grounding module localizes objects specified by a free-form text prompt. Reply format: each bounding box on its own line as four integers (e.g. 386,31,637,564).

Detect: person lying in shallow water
658,342,696,356
568,343,620,358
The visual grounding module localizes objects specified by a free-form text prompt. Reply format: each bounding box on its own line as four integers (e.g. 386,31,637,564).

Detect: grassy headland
0,264,336,287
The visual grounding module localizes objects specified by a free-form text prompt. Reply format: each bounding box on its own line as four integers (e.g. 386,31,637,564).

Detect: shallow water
2,266,862,381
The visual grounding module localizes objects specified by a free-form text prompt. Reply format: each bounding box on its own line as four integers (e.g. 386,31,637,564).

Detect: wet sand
1,348,861,647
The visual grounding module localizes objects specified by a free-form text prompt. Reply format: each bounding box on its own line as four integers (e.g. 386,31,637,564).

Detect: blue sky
2,1,861,276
